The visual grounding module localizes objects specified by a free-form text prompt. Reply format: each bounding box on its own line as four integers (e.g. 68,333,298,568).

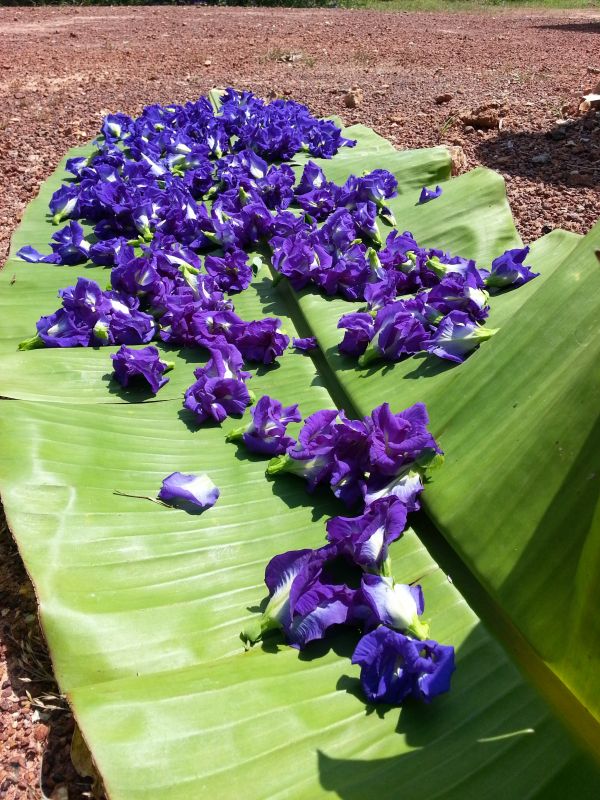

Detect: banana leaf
0,121,598,799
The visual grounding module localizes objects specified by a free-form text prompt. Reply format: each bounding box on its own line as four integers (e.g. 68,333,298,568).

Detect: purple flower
326,497,407,574
18,309,91,350
328,413,371,506
18,221,90,266
158,471,219,512
365,402,441,478
204,249,253,294
49,184,80,224
358,301,432,367
482,246,539,288
425,272,489,323
351,201,381,244
183,374,252,425
271,232,332,291
426,311,497,363
359,574,428,639
363,470,424,511
199,339,250,382
295,161,327,194
226,395,301,456
89,237,134,267
292,336,317,352
111,345,172,394
231,317,289,365
19,278,156,350
266,408,339,491
337,313,375,357
418,185,442,204
242,544,356,649
352,626,456,704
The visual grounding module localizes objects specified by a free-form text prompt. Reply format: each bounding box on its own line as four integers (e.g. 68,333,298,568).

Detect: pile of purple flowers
237,397,455,706
15,90,539,707
17,90,357,406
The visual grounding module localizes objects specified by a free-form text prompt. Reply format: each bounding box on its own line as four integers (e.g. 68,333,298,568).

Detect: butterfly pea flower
241,548,314,644
363,469,424,512
366,402,441,479
363,271,408,312
110,256,164,305
358,301,432,367
295,187,339,220
49,184,80,225
271,232,333,291
328,412,371,506
326,497,407,575
111,345,173,395
266,408,339,491
352,626,455,705
158,471,219,512
292,337,317,352
304,120,356,158
18,309,92,350
197,339,250,382
18,221,90,266
418,185,443,204
183,339,252,424
427,311,497,363
101,112,134,142
351,201,381,244
227,395,301,456
133,203,156,242
482,246,539,288
313,244,372,302
231,317,289,365
205,249,253,294
183,373,252,425
425,249,478,281
337,312,375,357
360,574,429,640
20,278,156,350
89,237,134,268
242,544,356,649
65,155,90,178
425,272,490,323
295,161,327,195
319,208,358,255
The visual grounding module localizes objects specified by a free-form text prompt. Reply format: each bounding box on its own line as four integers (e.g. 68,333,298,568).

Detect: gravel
0,5,599,797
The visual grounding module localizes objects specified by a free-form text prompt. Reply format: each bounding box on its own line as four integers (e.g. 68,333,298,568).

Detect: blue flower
418,185,442,204
482,246,539,288
352,626,455,704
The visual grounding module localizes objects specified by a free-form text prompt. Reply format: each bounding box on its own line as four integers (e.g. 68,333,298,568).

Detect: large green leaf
0,121,598,799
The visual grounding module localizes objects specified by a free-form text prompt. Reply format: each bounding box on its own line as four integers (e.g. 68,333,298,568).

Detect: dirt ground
0,5,599,798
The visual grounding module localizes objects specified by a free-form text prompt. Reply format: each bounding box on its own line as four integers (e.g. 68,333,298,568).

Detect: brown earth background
0,5,599,798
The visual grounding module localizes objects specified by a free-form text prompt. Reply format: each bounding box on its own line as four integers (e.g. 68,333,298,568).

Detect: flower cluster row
235,398,455,706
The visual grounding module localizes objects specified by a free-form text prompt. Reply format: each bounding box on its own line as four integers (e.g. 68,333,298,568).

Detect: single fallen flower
418,185,442,204
157,471,220,512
